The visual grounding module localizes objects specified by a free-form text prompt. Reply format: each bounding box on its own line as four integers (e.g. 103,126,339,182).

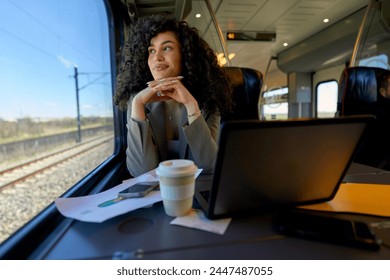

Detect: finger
152,84,177,94
153,95,172,102
147,76,183,87
150,80,178,88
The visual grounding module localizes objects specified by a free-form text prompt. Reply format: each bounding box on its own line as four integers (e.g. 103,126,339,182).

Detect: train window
359,54,389,69
316,81,338,118
259,87,289,120
0,1,114,243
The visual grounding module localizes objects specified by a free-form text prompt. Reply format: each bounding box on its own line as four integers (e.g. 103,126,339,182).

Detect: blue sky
0,0,113,120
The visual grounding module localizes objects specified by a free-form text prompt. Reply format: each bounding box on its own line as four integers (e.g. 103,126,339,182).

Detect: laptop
195,116,373,219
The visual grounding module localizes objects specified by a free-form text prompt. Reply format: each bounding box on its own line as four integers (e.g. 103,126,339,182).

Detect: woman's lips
154,64,168,71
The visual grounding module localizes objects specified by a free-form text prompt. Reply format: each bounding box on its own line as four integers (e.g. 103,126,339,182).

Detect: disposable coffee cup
156,159,197,217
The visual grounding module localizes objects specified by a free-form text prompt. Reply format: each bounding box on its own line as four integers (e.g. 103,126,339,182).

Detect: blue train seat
222,67,263,121
338,66,390,169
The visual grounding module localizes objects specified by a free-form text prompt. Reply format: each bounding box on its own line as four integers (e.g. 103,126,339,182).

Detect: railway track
0,134,114,191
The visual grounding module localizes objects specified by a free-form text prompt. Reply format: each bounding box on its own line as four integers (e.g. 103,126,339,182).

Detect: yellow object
299,183,390,217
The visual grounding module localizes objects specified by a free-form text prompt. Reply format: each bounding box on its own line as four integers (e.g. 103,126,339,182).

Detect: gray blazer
126,98,220,177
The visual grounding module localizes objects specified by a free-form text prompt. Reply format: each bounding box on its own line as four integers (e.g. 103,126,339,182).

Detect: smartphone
118,181,159,198
273,210,382,251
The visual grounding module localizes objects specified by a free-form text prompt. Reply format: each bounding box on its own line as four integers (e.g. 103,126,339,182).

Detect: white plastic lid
156,159,197,177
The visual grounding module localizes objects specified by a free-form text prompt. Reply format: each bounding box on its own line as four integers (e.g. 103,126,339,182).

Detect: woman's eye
148,48,155,54
163,46,172,51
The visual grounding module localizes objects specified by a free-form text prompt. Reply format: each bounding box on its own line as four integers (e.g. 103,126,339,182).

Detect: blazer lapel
179,106,188,158
146,102,168,160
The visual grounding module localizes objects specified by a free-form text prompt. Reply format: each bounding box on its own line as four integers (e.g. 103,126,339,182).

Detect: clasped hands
143,75,194,105
147,76,184,97
132,76,200,122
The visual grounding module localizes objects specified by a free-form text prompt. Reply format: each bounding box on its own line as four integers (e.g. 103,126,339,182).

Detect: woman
114,14,233,177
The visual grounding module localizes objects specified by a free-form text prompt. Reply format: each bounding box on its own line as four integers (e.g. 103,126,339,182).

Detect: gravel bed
0,140,114,244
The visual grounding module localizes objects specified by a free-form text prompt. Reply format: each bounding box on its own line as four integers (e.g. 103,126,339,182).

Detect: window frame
0,0,128,259
315,79,339,118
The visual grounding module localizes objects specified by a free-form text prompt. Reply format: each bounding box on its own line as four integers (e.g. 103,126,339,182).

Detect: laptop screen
198,116,373,219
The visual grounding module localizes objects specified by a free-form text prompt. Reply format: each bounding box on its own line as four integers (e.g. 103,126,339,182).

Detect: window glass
359,54,389,70
0,0,114,244
352,2,390,70
316,81,338,118
260,87,289,120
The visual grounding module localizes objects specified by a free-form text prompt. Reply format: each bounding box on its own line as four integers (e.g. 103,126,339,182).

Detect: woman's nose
154,50,164,61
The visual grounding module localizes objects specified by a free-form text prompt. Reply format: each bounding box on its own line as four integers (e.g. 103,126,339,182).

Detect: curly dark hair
114,14,233,114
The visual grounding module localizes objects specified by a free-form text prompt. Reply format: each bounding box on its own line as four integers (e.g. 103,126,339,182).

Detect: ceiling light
217,53,235,66
196,13,201,18
283,42,288,47
323,18,329,23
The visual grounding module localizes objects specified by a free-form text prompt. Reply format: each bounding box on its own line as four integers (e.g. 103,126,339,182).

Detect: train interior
0,0,389,259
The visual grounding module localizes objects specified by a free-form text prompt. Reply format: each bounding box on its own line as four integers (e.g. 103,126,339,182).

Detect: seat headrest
222,67,263,121
339,66,390,115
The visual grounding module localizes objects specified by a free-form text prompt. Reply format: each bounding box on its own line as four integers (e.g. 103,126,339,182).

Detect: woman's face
148,31,182,80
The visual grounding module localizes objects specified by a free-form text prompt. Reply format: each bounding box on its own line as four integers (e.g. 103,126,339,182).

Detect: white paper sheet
55,173,161,223
55,169,203,223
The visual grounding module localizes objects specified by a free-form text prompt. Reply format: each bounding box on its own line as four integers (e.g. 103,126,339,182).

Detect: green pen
98,197,126,207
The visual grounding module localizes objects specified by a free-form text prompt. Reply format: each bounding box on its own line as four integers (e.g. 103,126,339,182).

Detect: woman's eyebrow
161,40,176,45
149,40,176,47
